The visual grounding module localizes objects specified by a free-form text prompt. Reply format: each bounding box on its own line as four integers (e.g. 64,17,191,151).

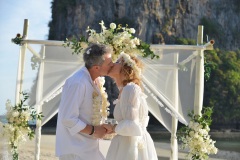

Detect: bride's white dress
106,82,158,160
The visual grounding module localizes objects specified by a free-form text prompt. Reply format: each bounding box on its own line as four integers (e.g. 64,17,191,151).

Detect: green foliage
11,33,23,46
204,57,217,82
63,36,87,55
176,38,188,45
199,17,223,43
204,49,240,125
178,107,213,135
138,41,159,59
196,107,213,127
175,37,196,45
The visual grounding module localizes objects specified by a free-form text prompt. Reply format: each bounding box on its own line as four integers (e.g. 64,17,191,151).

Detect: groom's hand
102,124,113,134
93,126,107,138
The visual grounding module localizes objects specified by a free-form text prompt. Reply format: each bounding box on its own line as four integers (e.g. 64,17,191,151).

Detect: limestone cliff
48,0,240,50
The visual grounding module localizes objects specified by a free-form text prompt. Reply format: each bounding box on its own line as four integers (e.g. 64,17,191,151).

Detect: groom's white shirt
56,66,104,160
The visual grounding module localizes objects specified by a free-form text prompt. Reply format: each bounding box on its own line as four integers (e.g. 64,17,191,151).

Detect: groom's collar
82,66,94,86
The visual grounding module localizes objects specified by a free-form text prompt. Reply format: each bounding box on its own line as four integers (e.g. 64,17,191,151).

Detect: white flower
91,77,110,126
98,77,105,84
80,42,88,50
178,108,218,159
84,21,149,61
129,28,136,34
206,125,210,132
110,23,116,29
5,99,12,111
21,111,30,120
12,111,19,117
99,20,106,31
132,37,140,45
86,48,91,54
189,131,194,136
113,99,119,105
212,146,218,154
2,93,43,159
188,121,193,128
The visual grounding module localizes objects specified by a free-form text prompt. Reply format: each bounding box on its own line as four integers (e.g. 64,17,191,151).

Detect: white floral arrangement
91,77,110,126
64,20,158,61
177,107,218,160
0,92,43,160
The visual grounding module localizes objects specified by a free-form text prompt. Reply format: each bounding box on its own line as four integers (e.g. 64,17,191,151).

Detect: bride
106,52,158,160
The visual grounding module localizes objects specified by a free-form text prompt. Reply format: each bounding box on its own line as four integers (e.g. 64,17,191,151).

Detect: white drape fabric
5,44,201,160
28,45,83,126
139,49,197,132
24,45,197,131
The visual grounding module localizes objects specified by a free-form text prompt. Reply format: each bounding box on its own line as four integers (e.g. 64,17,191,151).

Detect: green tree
204,49,240,128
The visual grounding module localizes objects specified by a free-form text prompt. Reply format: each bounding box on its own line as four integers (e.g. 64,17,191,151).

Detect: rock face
46,0,239,128
49,0,240,50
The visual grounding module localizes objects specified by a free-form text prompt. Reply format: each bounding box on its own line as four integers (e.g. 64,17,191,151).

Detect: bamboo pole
35,46,45,160
170,53,179,160
22,19,29,39
150,44,209,50
194,25,204,115
170,55,179,160
22,39,65,46
15,19,28,104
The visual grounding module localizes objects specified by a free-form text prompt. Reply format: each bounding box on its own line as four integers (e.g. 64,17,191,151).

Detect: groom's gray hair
83,43,112,69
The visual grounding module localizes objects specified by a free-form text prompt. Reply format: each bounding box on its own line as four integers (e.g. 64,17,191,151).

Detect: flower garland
118,52,142,78
0,92,43,160
64,20,159,61
91,77,110,126
177,107,218,160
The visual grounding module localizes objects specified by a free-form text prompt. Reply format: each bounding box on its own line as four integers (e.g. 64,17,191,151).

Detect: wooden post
15,19,28,103
194,25,204,115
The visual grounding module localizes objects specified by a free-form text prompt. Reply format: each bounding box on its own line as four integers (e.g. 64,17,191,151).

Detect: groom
56,43,114,160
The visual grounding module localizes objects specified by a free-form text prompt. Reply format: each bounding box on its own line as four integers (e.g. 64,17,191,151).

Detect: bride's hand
93,126,107,138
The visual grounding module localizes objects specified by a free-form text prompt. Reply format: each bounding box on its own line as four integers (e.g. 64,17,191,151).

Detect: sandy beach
0,134,238,160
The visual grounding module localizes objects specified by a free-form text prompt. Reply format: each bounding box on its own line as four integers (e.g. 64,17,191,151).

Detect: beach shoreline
1,133,240,160
1,125,240,159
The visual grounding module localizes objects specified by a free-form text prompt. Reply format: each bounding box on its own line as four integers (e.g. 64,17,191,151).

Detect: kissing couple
56,43,158,160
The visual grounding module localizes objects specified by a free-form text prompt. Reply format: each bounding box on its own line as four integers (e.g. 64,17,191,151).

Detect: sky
0,0,52,115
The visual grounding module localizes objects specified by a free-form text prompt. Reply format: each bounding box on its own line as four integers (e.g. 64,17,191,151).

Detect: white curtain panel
25,45,198,130
27,45,83,125
139,49,197,132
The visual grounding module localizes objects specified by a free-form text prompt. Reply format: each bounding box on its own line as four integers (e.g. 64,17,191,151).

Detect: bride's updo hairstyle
118,52,144,87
